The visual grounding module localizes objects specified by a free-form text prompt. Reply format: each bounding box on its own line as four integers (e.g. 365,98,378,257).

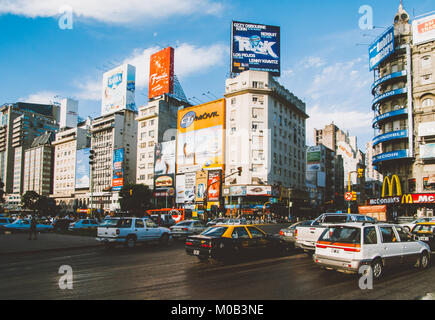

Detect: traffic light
130,189,133,196
237,167,242,176
358,168,364,178
352,191,357,201
89,149,95,165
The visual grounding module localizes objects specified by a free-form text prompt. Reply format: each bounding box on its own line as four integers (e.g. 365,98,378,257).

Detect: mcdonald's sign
382,175,402,197
401,194,413,204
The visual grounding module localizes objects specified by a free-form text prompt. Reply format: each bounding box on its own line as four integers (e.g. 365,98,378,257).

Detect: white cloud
301,56,326,69
19,91,57,104
0,0,223,23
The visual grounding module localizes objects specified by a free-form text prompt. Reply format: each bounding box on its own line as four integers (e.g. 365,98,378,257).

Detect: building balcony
372,87,407,110
372,107,408,128
372,149,410,165
372,129,408,147
371,70,407,95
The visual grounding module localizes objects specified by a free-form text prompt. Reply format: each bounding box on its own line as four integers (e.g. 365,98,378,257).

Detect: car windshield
323,215,349,223
99,219,119,227
201,226,228,237
175,221,193,227
412,224,435,233
319,226,361,244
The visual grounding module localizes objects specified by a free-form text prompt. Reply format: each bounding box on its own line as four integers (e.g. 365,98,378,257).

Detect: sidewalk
0,232,101,255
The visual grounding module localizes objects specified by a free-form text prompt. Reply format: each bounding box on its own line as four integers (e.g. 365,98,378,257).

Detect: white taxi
313,223,430,279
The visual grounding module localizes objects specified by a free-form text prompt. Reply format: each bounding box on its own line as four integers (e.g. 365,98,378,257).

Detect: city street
1,225,434,300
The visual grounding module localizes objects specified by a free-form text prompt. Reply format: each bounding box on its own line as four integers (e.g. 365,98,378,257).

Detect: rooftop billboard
231,21,280,76
101,64,136,116
412,14,435,45
149,47,175,100
75,148,90,189
176,99,225,174
369,25,395,71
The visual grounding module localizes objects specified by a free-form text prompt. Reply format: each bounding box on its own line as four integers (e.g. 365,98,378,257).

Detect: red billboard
207,170,221,202
148,47,174,99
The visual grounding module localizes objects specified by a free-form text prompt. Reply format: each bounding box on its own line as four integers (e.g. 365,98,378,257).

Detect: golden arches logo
382,175,402,197
401,194,413,204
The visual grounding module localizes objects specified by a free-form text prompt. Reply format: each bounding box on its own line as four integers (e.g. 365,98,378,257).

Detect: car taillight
182,228,188,231
295,229,298,238
186,242,192,246
116,229,120,235
279,231,284,236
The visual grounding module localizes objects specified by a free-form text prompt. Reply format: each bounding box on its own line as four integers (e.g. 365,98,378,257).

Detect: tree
119,184,153,216
35,195,58,216
21,191,40,214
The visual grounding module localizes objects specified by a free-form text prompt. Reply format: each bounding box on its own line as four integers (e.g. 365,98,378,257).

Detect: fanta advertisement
231,21,280,76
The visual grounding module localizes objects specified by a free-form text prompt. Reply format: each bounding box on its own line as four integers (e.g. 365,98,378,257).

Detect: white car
400,217,435,232
96,217,171,248
313,223,431,279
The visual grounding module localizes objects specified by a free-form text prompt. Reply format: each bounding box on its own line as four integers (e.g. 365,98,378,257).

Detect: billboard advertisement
184,172,196,203
175,174,185,204
177,99,225,174
207,170,221,202
112,148,124,191
149,47,175,100
307,151,321,163
412,14,435,45
418,121,435,137
420,143,435,159
246,185,272,196
101,64,136,116
154,140,176,194
369,26,395,71
195,170,208,203
231,21,280,76
75,148,90,189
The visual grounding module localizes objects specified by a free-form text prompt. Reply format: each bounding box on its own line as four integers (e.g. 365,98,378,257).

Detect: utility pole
89,149,95,218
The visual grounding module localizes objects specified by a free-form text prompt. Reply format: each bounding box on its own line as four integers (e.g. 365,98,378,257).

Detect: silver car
280,220,313,246
170,220,208,240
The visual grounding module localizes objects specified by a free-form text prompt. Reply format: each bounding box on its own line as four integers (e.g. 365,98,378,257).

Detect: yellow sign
382,175,402,197
401,194,413,204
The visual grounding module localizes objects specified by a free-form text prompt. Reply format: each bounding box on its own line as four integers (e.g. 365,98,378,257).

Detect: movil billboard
101,64,136,116
149,47,175,100
369,25,395,71
231,21,280,76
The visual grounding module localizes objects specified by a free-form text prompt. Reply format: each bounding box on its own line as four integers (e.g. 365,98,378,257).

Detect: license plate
331,248,341,254
193,250,200,255
420,237,429,241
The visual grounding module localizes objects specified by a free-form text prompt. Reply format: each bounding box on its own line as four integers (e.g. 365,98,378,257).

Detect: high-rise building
369,4,435,216
0,102,59,194
23,132,55,196
223,70,309,214
90,109,137,212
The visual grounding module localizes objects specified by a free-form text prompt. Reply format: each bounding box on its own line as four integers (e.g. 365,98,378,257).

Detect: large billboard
207,170,221,202
231,21,280,76
112,148,124,191
412,14,435,45
149,47,175,100
176,99,225,174
75,148,90,189
154,140,176,194
101,64,136,116
369,26,395,71
195,170,208,203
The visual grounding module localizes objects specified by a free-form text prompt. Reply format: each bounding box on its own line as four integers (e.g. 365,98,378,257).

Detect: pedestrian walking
28,215,37,240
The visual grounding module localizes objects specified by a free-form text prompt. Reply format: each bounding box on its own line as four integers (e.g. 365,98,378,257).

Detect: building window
422,98,434,107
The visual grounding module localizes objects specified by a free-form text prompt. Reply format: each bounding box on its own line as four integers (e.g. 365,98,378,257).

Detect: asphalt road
1,224,434,300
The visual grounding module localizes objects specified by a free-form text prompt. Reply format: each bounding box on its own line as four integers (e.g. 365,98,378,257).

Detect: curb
1,244,103,256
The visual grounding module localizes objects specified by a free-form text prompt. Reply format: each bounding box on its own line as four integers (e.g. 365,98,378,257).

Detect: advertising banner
175,174,185,203
371,70,407,91
246,185,272,196
184,172,196,203
154,140,176,195
418,122,435,137
75,148,90,189
207,170,221,202
420,143,435,159
412,14,435,45
358,205,387,222
369,26,395,71
101,64,136,116
307,163,321,171
112,148,124,191
195,170,208,203
306,171,317,186
372,87,407,107
372,130,408,146
149,47,175,100
229,186,247,196
400,193,435,204
372,107,407,126
307,151,321,163
373,149,408,164
231,21,280,76
177,99,225,174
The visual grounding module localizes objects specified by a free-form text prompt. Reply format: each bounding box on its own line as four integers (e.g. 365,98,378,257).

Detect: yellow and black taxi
411,222,435,251
185,224,285,261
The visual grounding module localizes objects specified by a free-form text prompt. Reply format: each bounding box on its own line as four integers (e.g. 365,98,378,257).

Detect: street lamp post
89,150,95,219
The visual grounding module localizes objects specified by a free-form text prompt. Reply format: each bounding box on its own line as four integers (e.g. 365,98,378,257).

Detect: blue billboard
231,21,280,76
369,25,395,71
373,149,409,164
372,130,408,146
75,148,90,189
112,148,124,191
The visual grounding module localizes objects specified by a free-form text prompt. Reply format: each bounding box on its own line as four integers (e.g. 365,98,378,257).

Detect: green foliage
119,184,153,216
21,191,58,216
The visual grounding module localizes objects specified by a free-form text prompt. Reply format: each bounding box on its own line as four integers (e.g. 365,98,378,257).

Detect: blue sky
0,0,433,150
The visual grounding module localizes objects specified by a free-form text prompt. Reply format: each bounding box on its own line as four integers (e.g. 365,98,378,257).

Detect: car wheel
418,251,430,270
371,258,383,279
403,226,410,233
125,236,136,248
159,233,169,245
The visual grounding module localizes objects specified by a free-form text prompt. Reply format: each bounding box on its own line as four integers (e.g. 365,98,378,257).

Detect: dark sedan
411,222,435,251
